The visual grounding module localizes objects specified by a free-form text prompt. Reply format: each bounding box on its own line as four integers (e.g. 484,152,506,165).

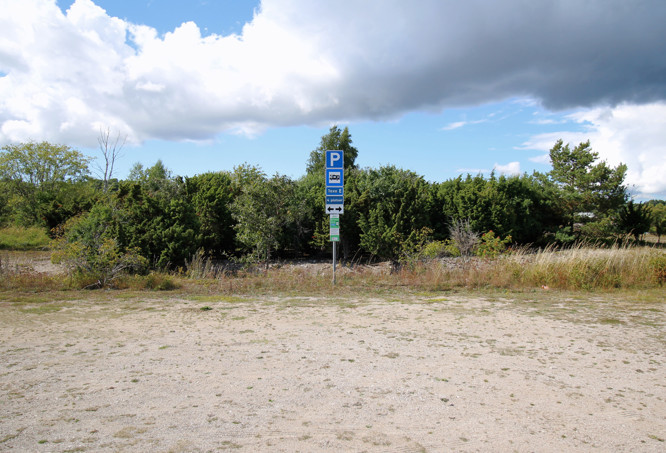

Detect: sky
1,0,665,199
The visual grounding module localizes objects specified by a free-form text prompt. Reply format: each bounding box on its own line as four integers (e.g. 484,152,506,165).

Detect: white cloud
493,161,521,176
441,119,488,131
520,103,666,197
442,121,467,131
0,0,665,150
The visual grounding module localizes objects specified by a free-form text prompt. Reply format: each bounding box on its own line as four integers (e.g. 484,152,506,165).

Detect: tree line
1,126,663,274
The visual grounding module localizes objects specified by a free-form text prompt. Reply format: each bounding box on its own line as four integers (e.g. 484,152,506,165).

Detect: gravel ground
1,293,665,452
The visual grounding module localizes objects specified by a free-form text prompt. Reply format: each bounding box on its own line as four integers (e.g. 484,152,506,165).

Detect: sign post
325,150,344,284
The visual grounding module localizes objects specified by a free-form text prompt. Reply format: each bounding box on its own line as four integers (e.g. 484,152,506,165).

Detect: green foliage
397,227,434,266
0,226,50,250
231,167,299,267
578,217,618,243
649,252,666,285
356,166,432,261
111,162,200,268
554,226,576,244
184,172,236,255
294,171,327,252
649,201,666,242
420,239,460,258
434,173,559,244
475,230,512,259
618,201,653,241
306,125,359,175
0,141,92,226
1,132,656,271
547,139,627,236
51,208,148,288
135,273,179,290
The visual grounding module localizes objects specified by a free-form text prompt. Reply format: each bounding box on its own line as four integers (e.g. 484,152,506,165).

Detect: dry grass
1,245,664,298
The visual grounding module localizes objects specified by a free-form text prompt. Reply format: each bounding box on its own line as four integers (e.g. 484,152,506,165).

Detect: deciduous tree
0,141,91,225
306,125,359,175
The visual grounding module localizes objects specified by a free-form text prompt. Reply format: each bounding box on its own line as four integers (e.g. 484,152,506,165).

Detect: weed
121,273,180,291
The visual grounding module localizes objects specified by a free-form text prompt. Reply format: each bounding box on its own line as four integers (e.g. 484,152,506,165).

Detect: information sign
325,150,344,214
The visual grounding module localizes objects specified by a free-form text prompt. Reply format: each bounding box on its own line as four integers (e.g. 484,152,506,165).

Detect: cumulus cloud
493,162,521,176
521,103,666,197
0,0,665,147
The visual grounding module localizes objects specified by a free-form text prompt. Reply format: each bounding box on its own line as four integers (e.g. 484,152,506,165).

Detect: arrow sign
326,206,344,213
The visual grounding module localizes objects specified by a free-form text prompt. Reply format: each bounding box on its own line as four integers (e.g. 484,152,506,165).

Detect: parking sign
325,150,344,215
326,150,343,169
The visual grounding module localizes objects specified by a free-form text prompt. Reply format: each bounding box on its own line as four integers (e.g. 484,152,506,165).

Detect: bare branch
96,126,126,192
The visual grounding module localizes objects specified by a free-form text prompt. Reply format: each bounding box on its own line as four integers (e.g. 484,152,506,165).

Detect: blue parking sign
326,150,343,169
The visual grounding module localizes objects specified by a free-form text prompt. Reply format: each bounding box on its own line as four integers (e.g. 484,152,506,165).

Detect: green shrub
51,211,148,288
421,239,460,258
138,273,179,290
475,231,512,259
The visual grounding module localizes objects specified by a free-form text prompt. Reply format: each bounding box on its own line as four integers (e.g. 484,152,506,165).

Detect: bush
475,231,512,259
420,239,460,258
448,218,479,256
52,237,148,289
50,210,148,288
137,273,179,290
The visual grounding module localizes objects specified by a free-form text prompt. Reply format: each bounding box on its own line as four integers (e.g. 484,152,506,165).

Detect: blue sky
2,1,665,198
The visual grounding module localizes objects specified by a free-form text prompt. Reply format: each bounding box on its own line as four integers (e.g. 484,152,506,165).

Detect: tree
306,125,359,175
0,141,92,226
184,172,236,256
96,127,126,192
548,139,627,237
433,173,559,245
645,200,665,243
231,167,297,267
356,166,432,261
618,200,653,242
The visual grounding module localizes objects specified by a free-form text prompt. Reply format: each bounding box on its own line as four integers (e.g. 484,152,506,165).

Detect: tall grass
1,244,664,294
178,245,664,295
0,252,62,291
0,226,50,250
416,244,664,291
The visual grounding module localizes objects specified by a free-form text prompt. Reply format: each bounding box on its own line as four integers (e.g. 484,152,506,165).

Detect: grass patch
19,304,64,314
0,226,50,250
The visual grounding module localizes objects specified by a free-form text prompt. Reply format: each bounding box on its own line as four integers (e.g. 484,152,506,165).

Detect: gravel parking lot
1,294,665,452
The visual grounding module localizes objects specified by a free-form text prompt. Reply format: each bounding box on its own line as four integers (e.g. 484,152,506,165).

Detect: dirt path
1,294,665,452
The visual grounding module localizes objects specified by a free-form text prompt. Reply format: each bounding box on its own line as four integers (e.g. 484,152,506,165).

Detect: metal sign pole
325,150,343,286
332,240,337,285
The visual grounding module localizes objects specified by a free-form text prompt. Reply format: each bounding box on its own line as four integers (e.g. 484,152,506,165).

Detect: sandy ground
1,293,665,452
